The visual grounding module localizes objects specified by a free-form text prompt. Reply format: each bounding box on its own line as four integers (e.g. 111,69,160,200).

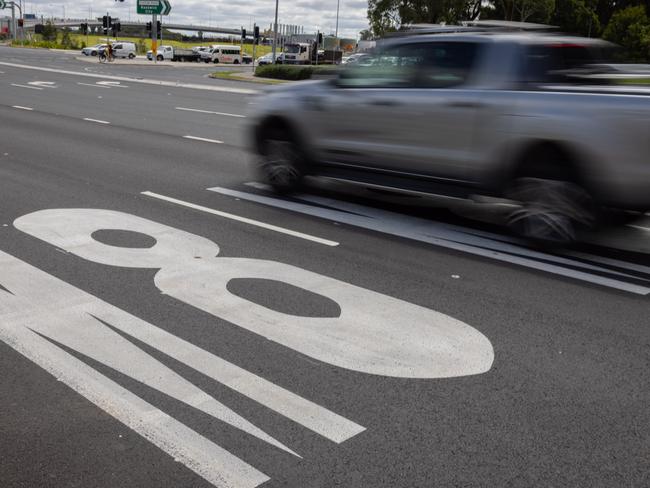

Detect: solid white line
141,191,339,247
176,107,246,118
183,135,224,144
10,83,42,90
83,118,110,124
0,61,258,95
208,187,650,295
77,82,110,88
628,224,650,232
12,105,33,111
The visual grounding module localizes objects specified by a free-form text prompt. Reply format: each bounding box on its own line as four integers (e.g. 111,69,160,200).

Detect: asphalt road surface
0,46,648,488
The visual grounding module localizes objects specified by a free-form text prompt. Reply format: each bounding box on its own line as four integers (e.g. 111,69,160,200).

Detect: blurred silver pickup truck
250,30,650,243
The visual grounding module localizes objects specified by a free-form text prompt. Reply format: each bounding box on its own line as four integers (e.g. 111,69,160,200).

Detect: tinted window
522,43,616,84
338,41,480,89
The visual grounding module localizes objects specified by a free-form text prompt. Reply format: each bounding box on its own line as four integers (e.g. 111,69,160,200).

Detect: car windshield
285,45,301,54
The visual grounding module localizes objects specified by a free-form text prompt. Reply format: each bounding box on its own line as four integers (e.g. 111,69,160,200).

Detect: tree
367,0,482,37
487,0,555,23
603,5,650,62
41,21,57,41
551,0,600,37
359,29,373,40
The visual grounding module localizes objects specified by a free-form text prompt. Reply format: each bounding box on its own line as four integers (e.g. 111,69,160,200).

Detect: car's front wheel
258,130,304,194
128,53,135,59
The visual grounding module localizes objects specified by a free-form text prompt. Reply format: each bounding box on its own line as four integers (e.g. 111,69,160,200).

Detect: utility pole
272,0,279,63
152,13,157,63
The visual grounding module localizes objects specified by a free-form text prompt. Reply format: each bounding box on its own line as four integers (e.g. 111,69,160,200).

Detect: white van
209,45,242,64
112,42,137,59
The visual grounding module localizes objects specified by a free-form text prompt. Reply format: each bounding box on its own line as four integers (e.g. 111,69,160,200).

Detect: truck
282,42,313,65
249,28,650,244
147,45,200,62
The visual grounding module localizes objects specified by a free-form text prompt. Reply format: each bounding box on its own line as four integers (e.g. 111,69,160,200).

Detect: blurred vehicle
342,53,372,65
192,46,209,54
200,47,215,63
258,52,284,65
242,53,253,64
82,44,106,56
250,30,650,244
147,46,200,62
206,45,242,64
111,42,136,59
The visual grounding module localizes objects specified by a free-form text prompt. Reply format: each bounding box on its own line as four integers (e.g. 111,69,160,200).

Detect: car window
338,42,480,89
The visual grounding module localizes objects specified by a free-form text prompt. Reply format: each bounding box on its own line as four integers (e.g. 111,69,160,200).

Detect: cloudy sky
19,0,370,38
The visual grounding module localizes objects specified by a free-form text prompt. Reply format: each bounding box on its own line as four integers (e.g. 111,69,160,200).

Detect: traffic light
18,19,24,27
113,22,121,32
254,25,260,39
102,16,112,28
317,32,323,44
80,23,88,35
156,21,161,32
241,28,246,40
146,22,152,32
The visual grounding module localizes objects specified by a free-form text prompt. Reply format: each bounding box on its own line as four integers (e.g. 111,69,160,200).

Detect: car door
311,41,483,182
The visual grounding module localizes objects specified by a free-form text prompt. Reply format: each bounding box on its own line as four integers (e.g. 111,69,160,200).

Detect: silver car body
250,32,650,210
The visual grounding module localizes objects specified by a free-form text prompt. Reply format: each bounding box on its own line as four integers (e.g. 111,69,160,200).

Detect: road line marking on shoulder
208,186,650,295
77,82,110,88
12,105,33,111
0,61,258,94
83,118,110,124
183,135,224,144
10,83,42,90
141,191,339,247
176,107,246,118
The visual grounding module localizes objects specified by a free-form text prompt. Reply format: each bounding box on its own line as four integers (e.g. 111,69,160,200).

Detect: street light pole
272,0,279,63
335,0,340,39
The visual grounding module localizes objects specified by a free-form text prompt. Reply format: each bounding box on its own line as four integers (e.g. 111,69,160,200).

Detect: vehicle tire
91,51,97,56
213,58,219,64
506,176,596,246
128,53,135,59
234,59,240,65
157,55,164,61
258,128,305,194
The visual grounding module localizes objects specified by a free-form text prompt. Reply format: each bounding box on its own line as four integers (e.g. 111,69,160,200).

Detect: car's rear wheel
128,53,135,59
213,58,219,64
258,129,304,194
506,177,596,245
156,55,164,61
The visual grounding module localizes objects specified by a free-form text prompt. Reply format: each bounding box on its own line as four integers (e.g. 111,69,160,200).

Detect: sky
18,0,370,38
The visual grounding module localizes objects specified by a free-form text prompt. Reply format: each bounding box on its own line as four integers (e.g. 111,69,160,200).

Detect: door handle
444,101,485,109
367,99,400,107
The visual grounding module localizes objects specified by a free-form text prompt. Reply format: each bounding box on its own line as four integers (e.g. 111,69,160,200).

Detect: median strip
141,191,339,247
182,135,224,144
176,107,246,118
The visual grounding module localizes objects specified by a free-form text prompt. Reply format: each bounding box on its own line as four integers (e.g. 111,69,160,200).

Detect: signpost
137,0,171,64
0,1,22,41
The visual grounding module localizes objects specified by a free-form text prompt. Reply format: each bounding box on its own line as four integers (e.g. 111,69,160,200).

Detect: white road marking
176,107,246,118
0,61,258,94
77,82,110,88
11,83,42,90
0,250,270,488
183,135,224,144
12,105,33,111
96,81,128,88
16,209,494,379
628,224,650,232
28,81,56,88
142,191,339,247
83,118,110,124
211,186,650,295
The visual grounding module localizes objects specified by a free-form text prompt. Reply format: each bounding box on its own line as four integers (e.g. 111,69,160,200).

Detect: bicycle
98,49,114,63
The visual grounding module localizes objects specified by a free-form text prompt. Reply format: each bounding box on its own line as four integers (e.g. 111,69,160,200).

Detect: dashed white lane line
77,82,110,89
12,105,33,111
175,107,246,118
141,191,339,247
183,135,224,144
11,83,42,90
83,118,110,124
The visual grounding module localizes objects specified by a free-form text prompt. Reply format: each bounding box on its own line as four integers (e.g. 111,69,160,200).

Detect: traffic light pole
152,13,157,64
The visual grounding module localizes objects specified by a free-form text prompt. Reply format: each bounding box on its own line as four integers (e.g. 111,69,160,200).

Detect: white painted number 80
15,209,494,378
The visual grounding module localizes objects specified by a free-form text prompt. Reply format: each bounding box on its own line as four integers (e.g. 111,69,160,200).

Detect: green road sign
137,0,171,16
0,1,7,10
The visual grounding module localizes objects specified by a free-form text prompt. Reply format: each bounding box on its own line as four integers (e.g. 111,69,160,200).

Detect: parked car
81,44,107,56
250,29,650,244
111,42,136,59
